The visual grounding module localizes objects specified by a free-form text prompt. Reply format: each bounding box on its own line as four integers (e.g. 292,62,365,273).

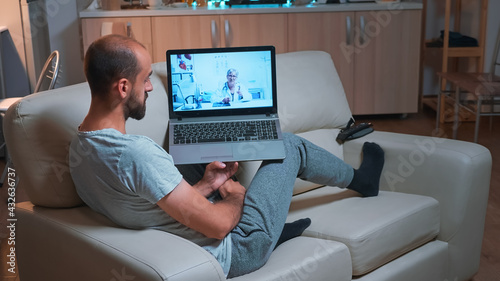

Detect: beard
124,88,147,120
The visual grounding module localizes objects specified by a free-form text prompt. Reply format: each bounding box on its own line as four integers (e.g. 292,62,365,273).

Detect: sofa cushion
231,237,352,281
275,51,352,134
4,83,91,207
287,188,440,276
18,201,353,281
353,240,448,281
17,202,227,280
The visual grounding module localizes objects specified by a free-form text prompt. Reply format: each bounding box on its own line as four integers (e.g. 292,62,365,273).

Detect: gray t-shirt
69,128,232,275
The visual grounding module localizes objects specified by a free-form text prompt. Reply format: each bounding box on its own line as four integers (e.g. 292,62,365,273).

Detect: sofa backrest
275,51,352,133
5,83,90,207
4,51,352,208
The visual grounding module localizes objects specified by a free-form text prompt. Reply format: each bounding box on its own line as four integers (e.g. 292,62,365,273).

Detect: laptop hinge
177,116,182,121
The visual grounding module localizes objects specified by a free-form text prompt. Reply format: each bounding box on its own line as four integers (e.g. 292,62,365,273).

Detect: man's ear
117,78,130,99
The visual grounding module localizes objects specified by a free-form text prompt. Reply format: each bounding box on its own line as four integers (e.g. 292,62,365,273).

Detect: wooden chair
436,27,500,143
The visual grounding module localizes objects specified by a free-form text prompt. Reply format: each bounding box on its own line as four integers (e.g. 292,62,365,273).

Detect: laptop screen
166,46,277,119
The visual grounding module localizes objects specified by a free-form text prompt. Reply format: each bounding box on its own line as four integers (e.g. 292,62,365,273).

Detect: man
211,68,252,104
70,34,384,278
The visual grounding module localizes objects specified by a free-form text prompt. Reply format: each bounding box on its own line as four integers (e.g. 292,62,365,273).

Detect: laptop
166,46,286,165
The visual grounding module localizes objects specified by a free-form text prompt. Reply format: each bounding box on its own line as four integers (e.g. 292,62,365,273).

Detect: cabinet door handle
346,16,352,46
224,19,230,47
359,15,366,45
127,22,132,38
211,19,218,48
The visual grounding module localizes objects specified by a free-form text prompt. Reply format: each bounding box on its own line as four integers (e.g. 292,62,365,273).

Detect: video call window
169,50,274,112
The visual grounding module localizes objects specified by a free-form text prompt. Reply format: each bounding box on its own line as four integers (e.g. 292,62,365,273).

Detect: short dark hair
84,34,145,97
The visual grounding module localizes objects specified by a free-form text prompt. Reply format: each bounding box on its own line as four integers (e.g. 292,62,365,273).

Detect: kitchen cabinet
152,13,287,62
219,14,287,53
288,9,421,115
81,17,153,58
353,10,421,115
79,3,422,115
152,15,219,61
288,12,355,107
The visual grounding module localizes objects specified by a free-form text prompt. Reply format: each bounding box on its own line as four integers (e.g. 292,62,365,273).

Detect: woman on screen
211,68,252,104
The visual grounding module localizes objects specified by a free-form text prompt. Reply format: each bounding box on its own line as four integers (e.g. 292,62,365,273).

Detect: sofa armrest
17,203,225,281
342,131,491,280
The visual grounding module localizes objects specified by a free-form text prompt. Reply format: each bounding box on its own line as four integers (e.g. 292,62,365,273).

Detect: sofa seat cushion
18,202,352,281
287,188,440,276
17,202,227,280
231,237,352,281
353,240,448,281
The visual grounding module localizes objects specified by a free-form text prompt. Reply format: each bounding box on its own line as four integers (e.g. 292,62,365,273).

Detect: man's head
84,34,152,120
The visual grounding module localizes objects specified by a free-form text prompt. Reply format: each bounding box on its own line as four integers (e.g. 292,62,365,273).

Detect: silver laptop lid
166,46,278,120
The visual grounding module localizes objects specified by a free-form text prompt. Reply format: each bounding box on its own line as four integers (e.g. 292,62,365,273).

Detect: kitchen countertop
80,1,422,18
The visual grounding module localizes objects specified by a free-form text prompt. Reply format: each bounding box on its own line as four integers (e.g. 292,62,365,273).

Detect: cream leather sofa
5,51,491,281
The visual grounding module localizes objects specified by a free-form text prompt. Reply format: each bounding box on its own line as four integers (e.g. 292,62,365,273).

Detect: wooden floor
0,106,498,280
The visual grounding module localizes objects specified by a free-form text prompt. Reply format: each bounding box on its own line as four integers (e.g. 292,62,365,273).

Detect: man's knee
232,228,275,262
230,230,275,277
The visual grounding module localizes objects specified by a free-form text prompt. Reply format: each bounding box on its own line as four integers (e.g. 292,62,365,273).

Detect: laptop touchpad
200,144,233,158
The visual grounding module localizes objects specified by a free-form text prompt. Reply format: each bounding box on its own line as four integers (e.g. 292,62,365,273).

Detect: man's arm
157,178,246,240
191,161,238,197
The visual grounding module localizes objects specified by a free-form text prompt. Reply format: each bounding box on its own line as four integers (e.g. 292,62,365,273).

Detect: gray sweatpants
227,133,353,277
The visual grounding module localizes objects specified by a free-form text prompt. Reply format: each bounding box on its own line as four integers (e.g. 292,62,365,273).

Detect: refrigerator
0,0,50,98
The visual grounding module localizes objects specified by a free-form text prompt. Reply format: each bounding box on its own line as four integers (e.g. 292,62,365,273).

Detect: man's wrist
193,180,216,197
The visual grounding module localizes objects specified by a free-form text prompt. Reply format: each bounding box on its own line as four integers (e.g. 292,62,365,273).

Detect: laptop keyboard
173,120,279,144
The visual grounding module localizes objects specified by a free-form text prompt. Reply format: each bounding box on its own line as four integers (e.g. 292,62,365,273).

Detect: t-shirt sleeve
118,137,183,203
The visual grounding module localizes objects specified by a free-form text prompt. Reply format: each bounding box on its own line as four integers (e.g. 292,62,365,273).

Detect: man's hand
219,178,246,199
222,97,230,103
157,176,246,240
194,161,238,197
